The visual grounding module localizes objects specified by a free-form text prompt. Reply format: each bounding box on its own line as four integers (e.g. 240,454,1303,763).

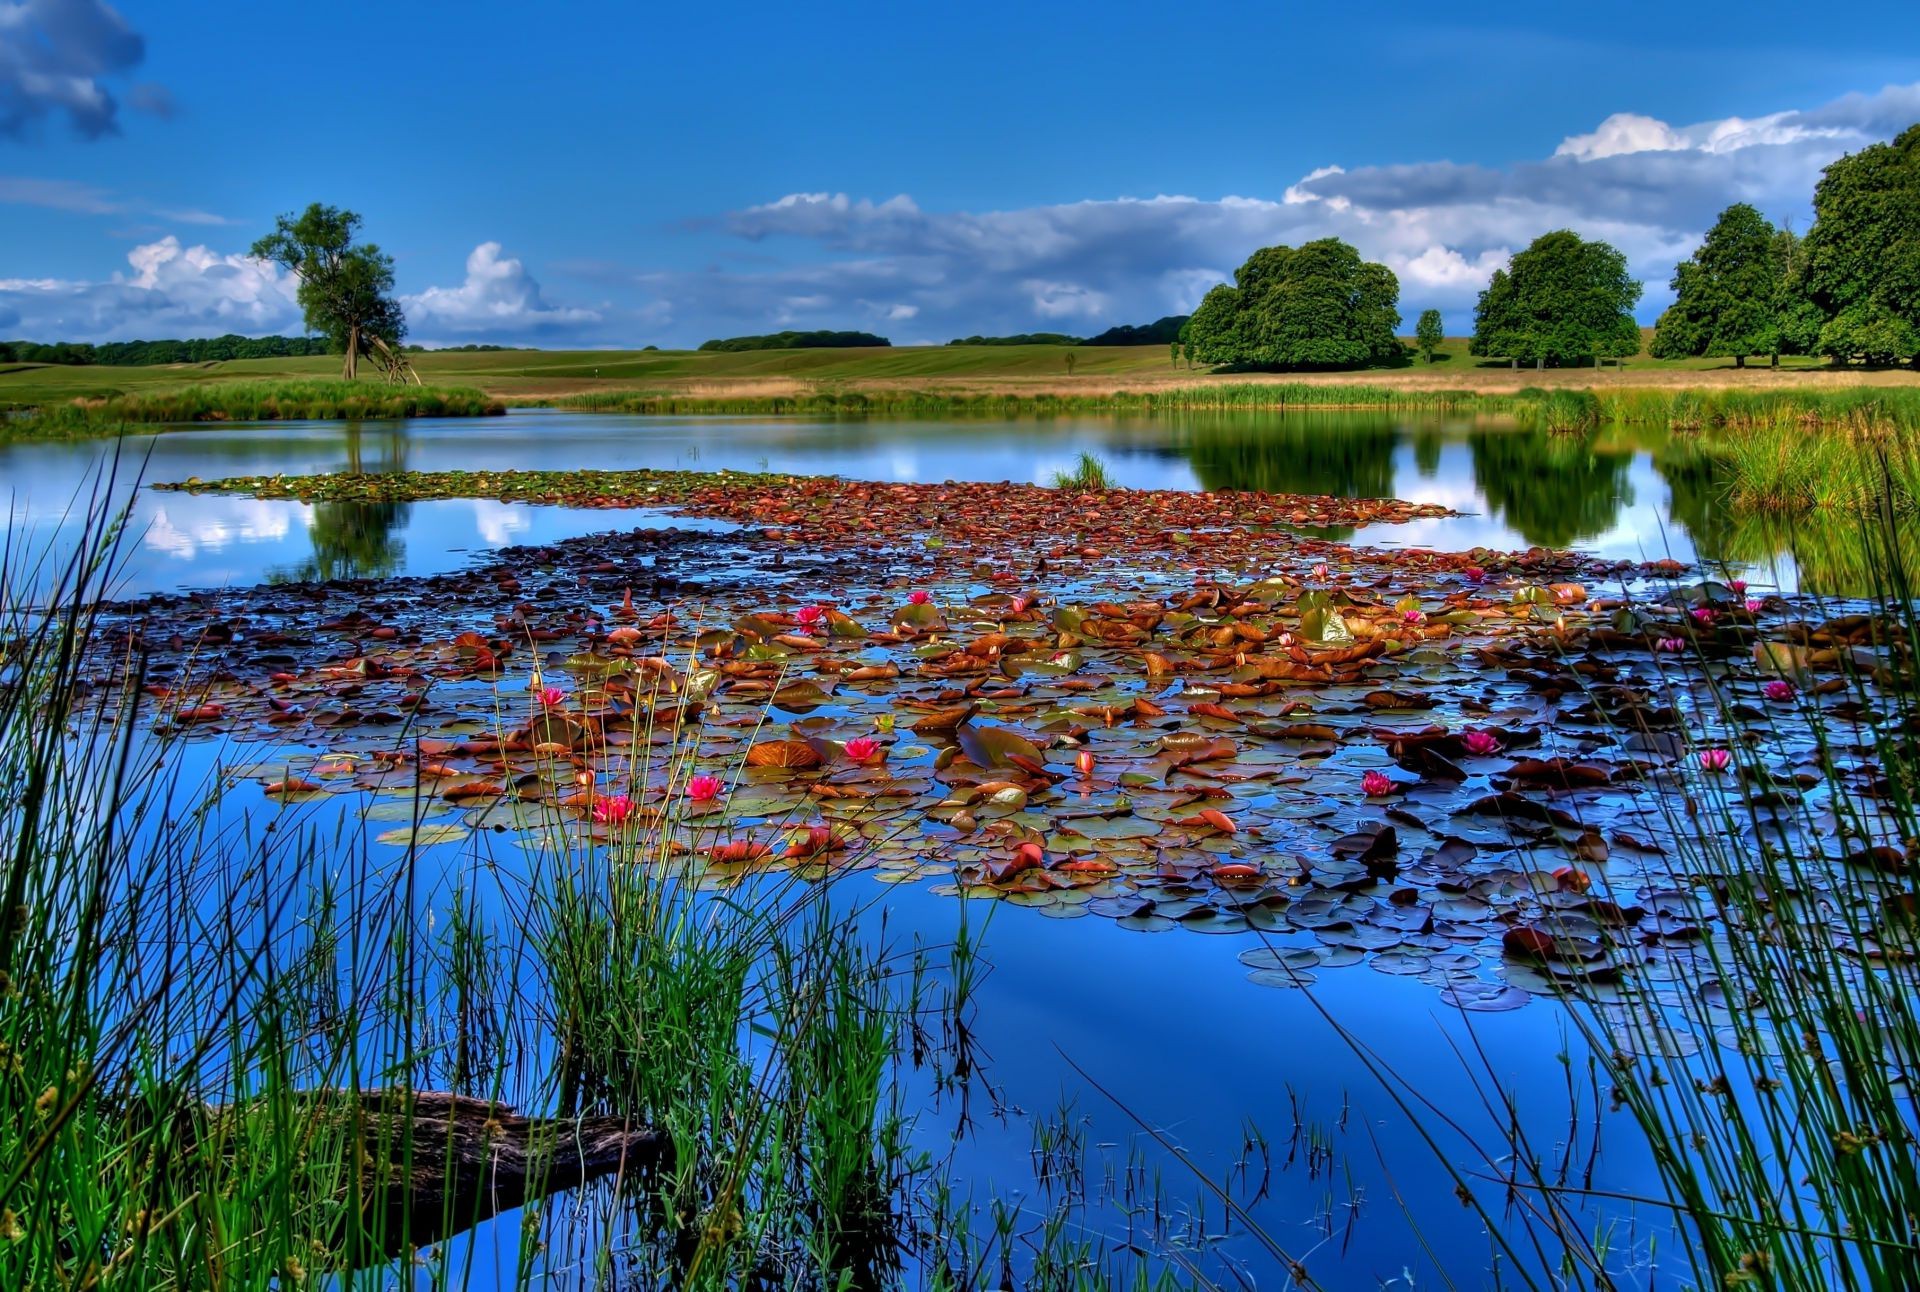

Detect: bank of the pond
539,381,1920,431
1,379,506,439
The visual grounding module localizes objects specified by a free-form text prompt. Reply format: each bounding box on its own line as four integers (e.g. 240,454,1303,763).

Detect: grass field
3,334,1916,410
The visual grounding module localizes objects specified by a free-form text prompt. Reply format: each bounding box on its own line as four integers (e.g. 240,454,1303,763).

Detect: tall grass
3,381,505,439
1050,450,1117,490
0,489,962,1287
1311,475,1920,1288
546,383,1508,418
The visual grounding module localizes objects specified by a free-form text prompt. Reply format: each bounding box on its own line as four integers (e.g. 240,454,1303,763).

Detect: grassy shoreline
1,380,505,440
6,366,1920,443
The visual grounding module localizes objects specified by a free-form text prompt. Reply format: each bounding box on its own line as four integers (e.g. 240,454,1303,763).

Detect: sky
2,0,1919,348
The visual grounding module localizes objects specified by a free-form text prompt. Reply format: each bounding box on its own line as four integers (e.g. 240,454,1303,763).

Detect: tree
1415,309,1444,363
1184,238,1404,370
1801,123,1920,365
1649,204,1800,367
1469,230,1642,368
252,204,408,381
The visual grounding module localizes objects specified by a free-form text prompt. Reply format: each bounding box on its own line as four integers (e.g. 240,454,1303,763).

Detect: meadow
3,334,1913,412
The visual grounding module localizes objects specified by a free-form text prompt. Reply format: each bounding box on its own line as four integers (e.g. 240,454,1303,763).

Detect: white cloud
0,234,298,339
402,241,601,341
1554,112,1689,161
0,0,148,139
647,81,1919,338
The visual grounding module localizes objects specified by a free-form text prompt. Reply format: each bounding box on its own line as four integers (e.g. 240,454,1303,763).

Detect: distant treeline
945,316,1192,348
1084,316,1190,346
403,342,528,353
946,332,1082,346
697,330,890,352
0,334,332,366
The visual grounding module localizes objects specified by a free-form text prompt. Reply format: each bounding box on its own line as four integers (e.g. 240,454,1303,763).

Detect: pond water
0,407,1812,598
10,408,1854,1287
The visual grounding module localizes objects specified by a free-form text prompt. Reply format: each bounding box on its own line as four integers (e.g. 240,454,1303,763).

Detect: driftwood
202,1088,667,1257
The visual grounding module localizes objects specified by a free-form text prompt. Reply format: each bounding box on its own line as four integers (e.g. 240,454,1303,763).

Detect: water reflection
270,425,411,582
1470,428,1635,549
0,409,1911,598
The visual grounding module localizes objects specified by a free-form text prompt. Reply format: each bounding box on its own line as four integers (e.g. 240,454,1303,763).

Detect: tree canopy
1802,123,1920,364
1184,239,1402,370
1470,230,1642,367
1649,204,1810,366
697,330,889,352
251,204,406,381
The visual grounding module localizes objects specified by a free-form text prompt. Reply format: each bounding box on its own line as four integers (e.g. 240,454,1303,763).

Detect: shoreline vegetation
1,379,505,438
5,365,1920,440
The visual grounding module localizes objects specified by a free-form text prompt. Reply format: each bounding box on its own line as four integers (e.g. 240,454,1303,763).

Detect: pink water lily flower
793,604,826,631
1657,637,1686,653
538,686,567,708
1690,607,1716,625
593,794,634,826
686,773,725,802
907,589,932,605
1745,598,1764,614
1461,730,1502,757
843,736,880,763
1728,579,1748,594
1464,565,1486,582
1312,563,1331,581
1698,748,1731,772
1362,770,1395,797
1763,679,1795,702
1402,608,1426,624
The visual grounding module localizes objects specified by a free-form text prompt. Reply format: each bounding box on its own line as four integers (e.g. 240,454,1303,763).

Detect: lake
0,407,1810,598
7,408,1842,1287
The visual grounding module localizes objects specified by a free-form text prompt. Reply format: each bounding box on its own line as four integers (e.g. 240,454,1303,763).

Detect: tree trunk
1771,352,1779,369
189,1088,665,1261
1735,354,1746,368
1535,357,1544,370
1510,358,1518,370
343,323,359,380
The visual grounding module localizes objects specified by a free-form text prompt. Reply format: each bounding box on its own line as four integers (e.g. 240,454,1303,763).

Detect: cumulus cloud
0,0,149,140
402,241,601,341
632,80,1919,340
0,234,298,339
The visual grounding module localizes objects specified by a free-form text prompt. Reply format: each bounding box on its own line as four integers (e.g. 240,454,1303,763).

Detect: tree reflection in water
1469,428,1634,549
273,423,411,582
1182,413,1400,541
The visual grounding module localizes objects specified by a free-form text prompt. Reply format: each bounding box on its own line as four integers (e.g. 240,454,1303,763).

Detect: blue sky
3,0,1919,346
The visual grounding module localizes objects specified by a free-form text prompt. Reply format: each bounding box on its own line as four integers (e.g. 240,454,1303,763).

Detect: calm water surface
11,410,1741,1285
0,407,1794,597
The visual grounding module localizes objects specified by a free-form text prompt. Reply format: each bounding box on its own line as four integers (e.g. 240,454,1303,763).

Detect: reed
3,380,506,438
1050,450,1117,490
544,383,1509,418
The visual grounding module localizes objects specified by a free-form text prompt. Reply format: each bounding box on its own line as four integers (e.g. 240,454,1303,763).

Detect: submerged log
205,1088,666,1258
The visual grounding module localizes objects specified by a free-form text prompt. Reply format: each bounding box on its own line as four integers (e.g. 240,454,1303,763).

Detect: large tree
1650,203,1792,367
252,204,407,380
1801,123,1920,365
1184,238,1403,370
1469,230,1642,368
